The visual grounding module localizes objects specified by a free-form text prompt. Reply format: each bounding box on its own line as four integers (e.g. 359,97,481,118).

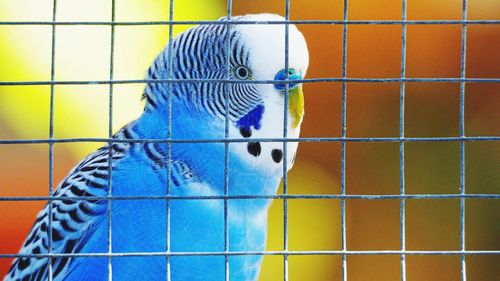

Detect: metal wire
47,0,57,280
1,250,499,259
1,0,499,280
399,0,408,280
283,1,291,280
1,136,498,145
1,193,499,202
340,0,349,280
1,20,499,25
1,77,499,86
459,1,469,280
106,0,116,280
165,1,175,280
224,2,233,280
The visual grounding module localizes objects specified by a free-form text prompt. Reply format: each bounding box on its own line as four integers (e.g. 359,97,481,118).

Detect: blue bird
5,13,309,281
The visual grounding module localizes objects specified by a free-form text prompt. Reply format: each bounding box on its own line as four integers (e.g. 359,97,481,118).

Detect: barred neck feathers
142,13,309,177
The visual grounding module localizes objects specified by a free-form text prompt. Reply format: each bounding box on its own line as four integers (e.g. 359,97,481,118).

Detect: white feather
229,14,309,176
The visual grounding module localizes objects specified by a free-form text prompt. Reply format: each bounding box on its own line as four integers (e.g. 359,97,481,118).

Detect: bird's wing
5,133,131,281
4,123,202,281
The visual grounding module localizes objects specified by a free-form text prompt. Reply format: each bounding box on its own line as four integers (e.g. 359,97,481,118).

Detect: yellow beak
288,85,304,128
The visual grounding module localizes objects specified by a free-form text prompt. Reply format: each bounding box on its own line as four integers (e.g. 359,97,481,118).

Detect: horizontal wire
0,250,498,259
0,20,499,26
0,136,498,145
1,193,498,202
1,77,499,86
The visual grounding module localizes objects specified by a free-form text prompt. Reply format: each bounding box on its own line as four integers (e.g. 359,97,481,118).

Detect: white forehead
234,14,309,79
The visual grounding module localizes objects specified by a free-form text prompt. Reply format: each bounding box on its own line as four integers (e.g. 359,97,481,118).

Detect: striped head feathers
144,13,309,176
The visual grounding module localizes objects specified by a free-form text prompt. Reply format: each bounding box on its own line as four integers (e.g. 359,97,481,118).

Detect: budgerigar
5,14,309,281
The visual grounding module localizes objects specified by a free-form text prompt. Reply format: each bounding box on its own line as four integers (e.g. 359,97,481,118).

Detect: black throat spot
247,142,261,157
240,127,252,138
271,149,283,163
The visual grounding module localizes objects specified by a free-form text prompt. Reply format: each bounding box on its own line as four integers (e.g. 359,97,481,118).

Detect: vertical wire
224,1,233,281
107,0,116,280
47,1,57,280
459,0,468,280
283,1,291,281
340,0,348,280
165,1,175,280
399,0,408,280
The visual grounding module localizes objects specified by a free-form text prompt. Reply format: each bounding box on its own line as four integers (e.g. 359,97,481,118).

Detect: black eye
235,66,250,80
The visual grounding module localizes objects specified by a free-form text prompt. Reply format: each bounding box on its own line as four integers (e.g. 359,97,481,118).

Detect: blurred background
0,0,499,280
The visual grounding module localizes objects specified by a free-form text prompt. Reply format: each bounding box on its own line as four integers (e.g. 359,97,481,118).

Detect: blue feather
236,104,264,131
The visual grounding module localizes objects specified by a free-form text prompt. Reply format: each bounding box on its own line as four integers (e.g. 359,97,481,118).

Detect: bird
5,13,309,281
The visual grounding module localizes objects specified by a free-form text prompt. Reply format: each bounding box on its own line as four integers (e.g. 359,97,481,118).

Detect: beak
274,69,305,129
288,83,304,129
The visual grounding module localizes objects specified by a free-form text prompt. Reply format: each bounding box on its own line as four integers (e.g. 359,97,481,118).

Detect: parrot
5,13,309,281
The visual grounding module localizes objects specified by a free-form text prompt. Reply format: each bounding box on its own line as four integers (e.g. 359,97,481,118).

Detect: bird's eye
235,66,251,80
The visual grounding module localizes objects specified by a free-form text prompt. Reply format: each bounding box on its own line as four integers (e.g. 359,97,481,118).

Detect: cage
0,0,499,280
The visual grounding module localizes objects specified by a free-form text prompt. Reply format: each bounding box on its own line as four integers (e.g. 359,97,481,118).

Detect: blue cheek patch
236,104,265,131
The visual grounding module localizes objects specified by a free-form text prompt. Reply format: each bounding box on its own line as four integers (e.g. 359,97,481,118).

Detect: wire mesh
0,0,499,280
399,1,407,280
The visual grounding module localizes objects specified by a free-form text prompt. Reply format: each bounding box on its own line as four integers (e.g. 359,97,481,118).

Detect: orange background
1,0,499,280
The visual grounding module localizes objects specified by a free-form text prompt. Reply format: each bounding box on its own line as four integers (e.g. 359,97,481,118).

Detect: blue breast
65,98,278,281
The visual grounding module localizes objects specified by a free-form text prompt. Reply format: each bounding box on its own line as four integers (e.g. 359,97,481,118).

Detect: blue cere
274,68,302,91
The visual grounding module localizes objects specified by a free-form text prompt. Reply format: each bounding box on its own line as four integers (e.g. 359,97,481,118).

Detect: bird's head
144,13,309,176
